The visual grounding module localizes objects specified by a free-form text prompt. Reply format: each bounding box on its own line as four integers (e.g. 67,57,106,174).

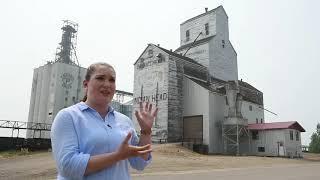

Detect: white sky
0,0,319,145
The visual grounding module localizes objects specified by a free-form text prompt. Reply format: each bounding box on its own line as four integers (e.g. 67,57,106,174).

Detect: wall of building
210,7,237,81
167,57,184,141
209,36,237,81
250,129,302,157
242,101,264,124
178,6,237,82
250,130,285,156
27,62,86,139
182,77,209,145
284,129,303,157
50,63,86,122
180,11,216,46
133,45,169,141
209,92,226,153
177,43,210,68
27,64,52,138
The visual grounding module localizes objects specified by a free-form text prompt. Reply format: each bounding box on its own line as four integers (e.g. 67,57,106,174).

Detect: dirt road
133,163,320,180
0,144,318,179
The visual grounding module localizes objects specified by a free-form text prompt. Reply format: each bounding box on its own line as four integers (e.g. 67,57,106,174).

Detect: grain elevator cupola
54,20,79,65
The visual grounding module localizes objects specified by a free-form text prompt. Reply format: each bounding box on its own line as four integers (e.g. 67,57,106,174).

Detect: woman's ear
83,80,88,88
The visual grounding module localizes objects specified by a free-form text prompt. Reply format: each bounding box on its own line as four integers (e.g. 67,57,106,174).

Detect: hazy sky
0,0,319,145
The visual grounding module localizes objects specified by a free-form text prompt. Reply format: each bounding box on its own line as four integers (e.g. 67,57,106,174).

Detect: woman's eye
96,77,104,80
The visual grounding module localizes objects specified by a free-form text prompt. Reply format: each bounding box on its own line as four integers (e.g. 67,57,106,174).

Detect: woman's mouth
100,90,110,96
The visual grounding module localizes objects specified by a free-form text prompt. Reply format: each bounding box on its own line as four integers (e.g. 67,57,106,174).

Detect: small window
222,40,225,48
256,118,258,124
205,23,209,35
186,30,190,41
156,53,165,63
290,130,294,140
65,97,68,102
252,131,259,140
296,131,300,141
148,49,153,57
258,147,265,152
260,118,263,123
249,105,252,111
225,96,228,105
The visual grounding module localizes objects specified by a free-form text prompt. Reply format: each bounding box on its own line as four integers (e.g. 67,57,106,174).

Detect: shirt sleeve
51,109,90,179
127,119,152,171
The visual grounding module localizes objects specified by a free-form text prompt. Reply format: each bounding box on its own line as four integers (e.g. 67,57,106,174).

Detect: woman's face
84,65,116,106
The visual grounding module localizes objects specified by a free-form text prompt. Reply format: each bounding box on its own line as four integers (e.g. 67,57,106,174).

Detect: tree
309,123,320,153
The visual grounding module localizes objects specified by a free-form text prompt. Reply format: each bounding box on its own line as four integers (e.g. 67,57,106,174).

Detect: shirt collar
77,102,115,115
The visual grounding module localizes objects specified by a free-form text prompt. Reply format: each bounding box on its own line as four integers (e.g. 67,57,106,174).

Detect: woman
51,62,158,180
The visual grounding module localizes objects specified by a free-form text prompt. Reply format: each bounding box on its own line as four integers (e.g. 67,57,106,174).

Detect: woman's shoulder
54,103,84,121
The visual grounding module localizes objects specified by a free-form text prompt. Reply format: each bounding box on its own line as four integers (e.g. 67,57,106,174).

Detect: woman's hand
135,102,158,132
116,132,152,160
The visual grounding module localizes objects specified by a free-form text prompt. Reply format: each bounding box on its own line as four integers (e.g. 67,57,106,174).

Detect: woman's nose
103,80,113,87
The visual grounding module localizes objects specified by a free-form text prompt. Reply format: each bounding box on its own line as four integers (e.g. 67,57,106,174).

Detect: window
252,131,259,140
296,131,300,141
205,23,209,35
186,30,190,41
148,49,153,57
156,53,165,63
258,147,265,152
222,40,225,48
249,105,252,111
256,118,258,124
65,97,68,102
225,96,228,105
260,118,263,123
290,130,294,140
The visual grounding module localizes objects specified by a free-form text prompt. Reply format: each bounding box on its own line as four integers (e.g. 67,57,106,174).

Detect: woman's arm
135,102,158,160
52,110,151,178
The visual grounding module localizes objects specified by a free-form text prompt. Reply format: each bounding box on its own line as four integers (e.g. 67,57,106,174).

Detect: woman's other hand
135,102,158,132
116,132,152,160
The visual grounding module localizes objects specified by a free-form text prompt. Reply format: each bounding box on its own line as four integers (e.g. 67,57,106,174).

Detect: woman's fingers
135,110,143,123
137,149,153,155
128,144,152,155
148,103,152,112
144,102,149,111
152,108,159,117
122,132,132,144
139,101,143,112
129,144,151,151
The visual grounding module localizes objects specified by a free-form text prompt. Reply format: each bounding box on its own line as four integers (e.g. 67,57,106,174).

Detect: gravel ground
0,144,318,180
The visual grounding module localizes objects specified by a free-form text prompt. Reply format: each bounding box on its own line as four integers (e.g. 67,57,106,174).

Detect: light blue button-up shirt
51,102,151,180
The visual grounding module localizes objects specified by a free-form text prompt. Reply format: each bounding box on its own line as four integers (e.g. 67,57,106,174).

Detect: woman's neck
85,100,109,119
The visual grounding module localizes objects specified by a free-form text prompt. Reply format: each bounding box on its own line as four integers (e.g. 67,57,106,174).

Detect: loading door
183,115,203,143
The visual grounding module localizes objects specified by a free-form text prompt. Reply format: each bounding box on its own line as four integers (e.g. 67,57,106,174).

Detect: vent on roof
205,8,208,12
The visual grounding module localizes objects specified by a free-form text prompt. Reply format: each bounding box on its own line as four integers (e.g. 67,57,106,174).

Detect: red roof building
248,121,305,132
